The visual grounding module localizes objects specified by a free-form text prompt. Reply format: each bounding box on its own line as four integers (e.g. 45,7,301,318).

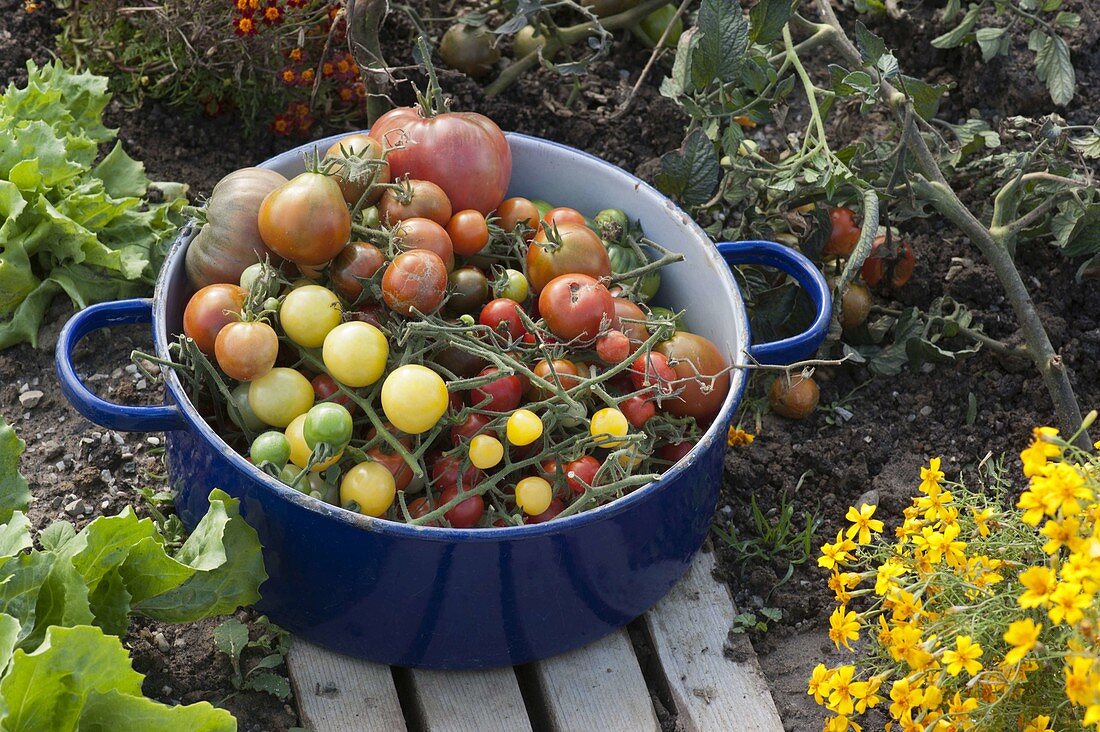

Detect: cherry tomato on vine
324,133,390,207
394,217,455,271
378,179,453,226
440,486,485,528
769,374,820,419
593,208,628,240
657,440,695,464
497,198,540,239
451,412,494,446
620,395,656,428
183,284,246,355
529,358,582,401
470,367,525,412
564,455,600,495
527,223,611,293
515,476,553,516
340,461,397,517
280,285,342,348
434,346,488,379
590,407,629,448
214,320,279,381
539,274,614,341
439,23,501,79
629,352,677,396
381,365,449,434
823,206,860,257
248,367,314,428
250,431,291,471
323,321,389,388
366,424,414,491
447,210,490,256
839,282,872,330
478,297,527,340
862,234,916,289
506,409,543,446
382,249,449,316
655,331,731,419
596,330,631,364
312,373,354,411
258,172,351,266
496,269,529,303
286,413,342,471
524,498,565,524
432,454,483,493
303,402,354,452
447,267,491,315
611,299,650,345
469,434,505,469
541,207,587,229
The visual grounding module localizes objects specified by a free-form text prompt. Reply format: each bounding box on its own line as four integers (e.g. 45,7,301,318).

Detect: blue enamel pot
55,132,829,669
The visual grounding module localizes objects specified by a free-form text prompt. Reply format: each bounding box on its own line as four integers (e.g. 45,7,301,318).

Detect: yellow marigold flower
1085,702,1100,728
916,482,954,522
727,426,754,446
1048,581,1090,625
1002,618,1041,665
808,663,834,704
828,572,861,604
851,675,882,714
1022,715,1053,732
972,506,993,537
966,555,1004,589
889,677,923,721
829,605,861,651
946,691,977,720
1033,462,1093,517
877,615,892,646
921,683,943,711
1021,426,1061,477
1064,655,1095,706
1040,515,1083,555
1017,488,1047,527
827,665,857,716
1061,543,1100,594
943,635,982,676
823,715,860,732
920,457,945,493
1018,566,1057,608
819,531,857,570
896,516,923,543
887,589,921,623
845,503,884,545
875,558,906,595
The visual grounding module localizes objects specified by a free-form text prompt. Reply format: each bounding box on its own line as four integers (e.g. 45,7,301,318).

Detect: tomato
258,172,351,266
530,199,553,219
606,243,660,302
447,267,490,315
469,434,504,469
596,330,631,364
497,198,539,239
524,498,565,524
646,305,682,334
347,303,387,330
229,383,267,432
434,346,488,379
183,284,246,355
250,431,291,470
862,235,916,289
839,282,871,330
823,206,860,257
378,179,453,226
280,285,342,348
655,331,731,419
610,299,650,345
629,352,676,396
497,269,529,303
447,210,490,256
185,168,287,289
527,223,611,293
451,412,493,445
439,22,501,78
382,249,448,316
214,320,279,381
303,402,354,452
331,242,385,303
432,454,482,492
370,107,511,215
439,485,485,528
286,413,342,471
538,274,614,342
394,217,455,271
638,4,683,48
311,373,354,411
590,407,629,448
478,297,527,340
366,425,414,491
471,367,524,412
506,409,543,446
657,440,694,465
564,455,600,495
515,476,553,515
381,365,449,434
541,207,587,229
620,395,655,428
340,461,396,517
360,205,381,228
593,208,628,240
321,321,388,388
769,374,819,419
248,368,315,428
408,496,432,520
512,25,547,58
528,358,581,401
324,133,390,206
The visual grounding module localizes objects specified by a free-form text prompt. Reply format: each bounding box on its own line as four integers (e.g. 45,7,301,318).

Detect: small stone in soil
136,379,148,390
110,368,123,379
154,632,170,653
64,498,91,517
146,436,160,446
18,390,43,408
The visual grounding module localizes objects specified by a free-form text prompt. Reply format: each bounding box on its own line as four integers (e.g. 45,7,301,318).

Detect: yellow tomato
506,409,543,446
323,321,389,387
279,284,342,348
469,435,504,469
247,367,314,428
515,476,553,516
590,407,629,448
380,365,449,434
340,461,396,517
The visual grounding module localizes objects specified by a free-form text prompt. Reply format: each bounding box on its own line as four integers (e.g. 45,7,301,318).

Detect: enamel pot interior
153,132,751,668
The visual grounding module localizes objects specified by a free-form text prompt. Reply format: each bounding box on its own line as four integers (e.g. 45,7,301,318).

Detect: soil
1,0,1097,730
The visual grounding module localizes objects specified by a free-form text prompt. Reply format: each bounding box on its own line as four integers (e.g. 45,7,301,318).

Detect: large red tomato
538,274,614,341
369,107,511,215
258,172,351,266
655,331,731,419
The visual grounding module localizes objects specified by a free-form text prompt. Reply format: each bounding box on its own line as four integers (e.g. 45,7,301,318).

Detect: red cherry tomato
366,427,415,491
620,395,656,428
440,485,486,528
381,249,448,316
564,456,600,495
629,352,677,395
311,373,354,411
823,206,860,257
451,412,494,445
657,440,695,464
470,367,524,412
862,234,916,289
478,298,528,341
526,223,611,293
378,179,453,226
431,453,483,492
393,217,455,271
539,274,614,341
331,242,386,303
497,197,540,239
183,284,247,355
446,210,490,256
596,330,631,364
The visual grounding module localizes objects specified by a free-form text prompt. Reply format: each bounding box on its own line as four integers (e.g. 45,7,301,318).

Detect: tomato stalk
411,35,447,119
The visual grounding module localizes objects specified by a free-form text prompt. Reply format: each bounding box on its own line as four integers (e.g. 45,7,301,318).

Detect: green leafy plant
0,414,266,729
213,616,293,701
0,61,187,350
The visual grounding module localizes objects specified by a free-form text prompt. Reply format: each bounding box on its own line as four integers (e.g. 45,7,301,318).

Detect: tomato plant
440,23,501,79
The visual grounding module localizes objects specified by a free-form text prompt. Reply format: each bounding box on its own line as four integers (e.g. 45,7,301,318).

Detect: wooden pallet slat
409,666,532,732
287,639,407,732
645,550,783,732
528,629,661,732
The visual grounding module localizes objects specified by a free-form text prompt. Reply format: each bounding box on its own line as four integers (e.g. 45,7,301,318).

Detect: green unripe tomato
647,306,682,333
229,383,267,432
514,25,547,58
594,208,628,241
529,199,554,220
638,5,682,48
606,243,660,302
439,23,501,79
303,402,354,452
251,431,291,470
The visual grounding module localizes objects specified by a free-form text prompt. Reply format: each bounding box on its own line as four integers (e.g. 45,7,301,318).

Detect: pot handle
716,240,831,365
55,298,187,432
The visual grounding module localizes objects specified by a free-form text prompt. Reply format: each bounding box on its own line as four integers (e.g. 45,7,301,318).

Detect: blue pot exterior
55,132,830,668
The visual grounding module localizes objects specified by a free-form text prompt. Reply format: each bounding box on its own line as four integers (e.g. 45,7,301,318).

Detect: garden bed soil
2,0,1098,729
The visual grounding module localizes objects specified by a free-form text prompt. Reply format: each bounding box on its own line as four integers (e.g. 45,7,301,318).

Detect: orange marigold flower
233,15,257,36
300,68,315,84
288,101,311,119
280,68,297,85
338,86,355,103
288,47,304,62
271,114,293,136
286,0,306,6
248,0,261,9
727,426,754,447
263,3,283,24
235,0,249,11
322,62,335,77
336,58,351,75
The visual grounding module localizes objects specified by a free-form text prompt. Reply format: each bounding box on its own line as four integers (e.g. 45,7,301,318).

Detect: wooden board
644,550,783,732
527,629,660,732
408,666,532,732
287,639,406,732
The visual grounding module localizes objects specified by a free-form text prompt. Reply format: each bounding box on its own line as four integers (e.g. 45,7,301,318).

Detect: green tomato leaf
931,4,980,48
690,0,749,88
854,22,887,65
655,128,720,208
1032,32,1075,106
974,27,1009,61
748,0,792,44
1053,203,1100,257
1054,12,1081,29
1069,134,1100,159
900,76,949,120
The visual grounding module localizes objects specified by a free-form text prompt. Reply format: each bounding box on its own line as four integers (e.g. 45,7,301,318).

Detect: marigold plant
809,417,1100,731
